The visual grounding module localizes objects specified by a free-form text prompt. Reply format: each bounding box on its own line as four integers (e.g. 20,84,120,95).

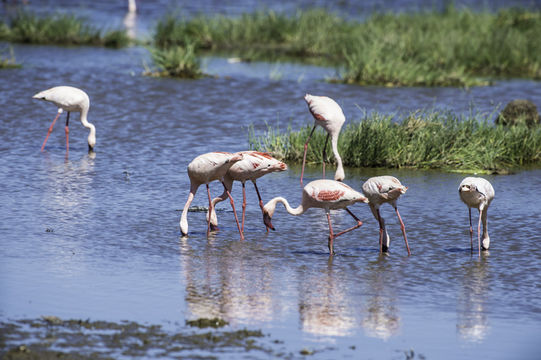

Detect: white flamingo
180,152,244,239
207,151,287,234
459,177,495,256
262,179,368,254
301,94,345,185
362,176,411,255
32,86,96,153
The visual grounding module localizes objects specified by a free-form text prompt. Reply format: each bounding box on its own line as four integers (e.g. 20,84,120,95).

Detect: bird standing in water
33,86,96,153
262,179,368,254
207,151,287,234
362,176,411,255
180,152,244,239
459,177,495,257
301,94,345,185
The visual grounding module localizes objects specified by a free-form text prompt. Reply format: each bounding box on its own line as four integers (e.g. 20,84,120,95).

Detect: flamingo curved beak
263,212,275,231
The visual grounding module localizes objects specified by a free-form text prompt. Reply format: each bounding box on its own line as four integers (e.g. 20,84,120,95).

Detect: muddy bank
0,317,275,359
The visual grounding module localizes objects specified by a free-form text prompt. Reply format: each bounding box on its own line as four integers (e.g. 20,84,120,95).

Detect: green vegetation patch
249,110,541,173
154,7,541,86
0,12,129,48
0,46,21,69
144,43,205,78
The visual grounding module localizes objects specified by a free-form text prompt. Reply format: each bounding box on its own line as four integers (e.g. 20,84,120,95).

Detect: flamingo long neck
269,197,305,216
180,184,198,235
80,107,96,149
331,135,344,181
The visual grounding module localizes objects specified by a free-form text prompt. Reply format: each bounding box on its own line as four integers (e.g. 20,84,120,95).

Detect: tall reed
249,110,541,173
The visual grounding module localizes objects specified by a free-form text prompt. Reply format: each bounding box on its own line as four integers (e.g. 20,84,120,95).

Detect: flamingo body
208,151,287,232
180,152,244,238
458,177,495,255
263,179,368,254
362,176,411,255
33,86,96,151
301,94,345,183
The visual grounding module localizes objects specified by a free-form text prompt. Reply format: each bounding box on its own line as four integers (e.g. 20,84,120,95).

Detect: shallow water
1,1,541,359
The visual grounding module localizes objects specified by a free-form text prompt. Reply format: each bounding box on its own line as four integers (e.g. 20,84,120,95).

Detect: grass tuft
0,46,21,69
0,11,129,48
154,7,541,86
249,110,541,173
145,43,204,78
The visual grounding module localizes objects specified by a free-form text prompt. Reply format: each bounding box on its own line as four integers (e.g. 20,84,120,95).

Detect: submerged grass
0,46,21,68
0,11,129,48
249,110,541,173
154,7,541,86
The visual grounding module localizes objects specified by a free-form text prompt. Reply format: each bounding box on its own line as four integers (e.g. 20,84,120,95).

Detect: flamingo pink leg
468,208,474,253
326,212,335,255
41,110,63,151
394,207,411,256
252,181,269,232
206,184,213,236
332,208,364,238
477,209,482,258
64,112,70,154
241,182,247,234
222,181,244,241
300,125,317,186
369,205,386,253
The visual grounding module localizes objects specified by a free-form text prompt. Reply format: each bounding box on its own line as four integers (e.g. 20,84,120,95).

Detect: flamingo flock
33,87,495,256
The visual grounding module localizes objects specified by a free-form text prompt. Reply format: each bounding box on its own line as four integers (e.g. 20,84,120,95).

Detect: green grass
154,7,541,86
0,11,129,48
248,110,541,173
144,44,204,78
0,46,21,68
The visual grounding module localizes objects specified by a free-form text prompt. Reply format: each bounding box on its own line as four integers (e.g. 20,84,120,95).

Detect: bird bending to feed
262,179,368,254
362,176,411,255
207,151,287,234
458,177,495,257
33,86,96,153
180,152,245,239
301,94,345,185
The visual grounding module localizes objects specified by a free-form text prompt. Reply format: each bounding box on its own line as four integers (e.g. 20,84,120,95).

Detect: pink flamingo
458,177,495,257
32,86,96,153
362,176,411,255
180,152,244,239
262,179,368,254
300,94,345,185
207,151,287,234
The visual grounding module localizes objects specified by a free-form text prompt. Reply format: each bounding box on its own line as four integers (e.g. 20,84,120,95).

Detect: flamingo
300,94,345,185
32,86,96,153
262,179,368,254
362,176,411,255
458,177,495,257
207,151,287,234
180,152,245,239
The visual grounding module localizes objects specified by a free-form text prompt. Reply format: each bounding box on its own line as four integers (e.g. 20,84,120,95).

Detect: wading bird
180,152,244,239
207,151,287,234
301,94,345,185
33,86,96,153
362,176,411,255
458,177,495,257
262,179,368,254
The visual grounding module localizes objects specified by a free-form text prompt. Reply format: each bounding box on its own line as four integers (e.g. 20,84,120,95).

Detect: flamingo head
262,207,275,231
459,184,475,193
